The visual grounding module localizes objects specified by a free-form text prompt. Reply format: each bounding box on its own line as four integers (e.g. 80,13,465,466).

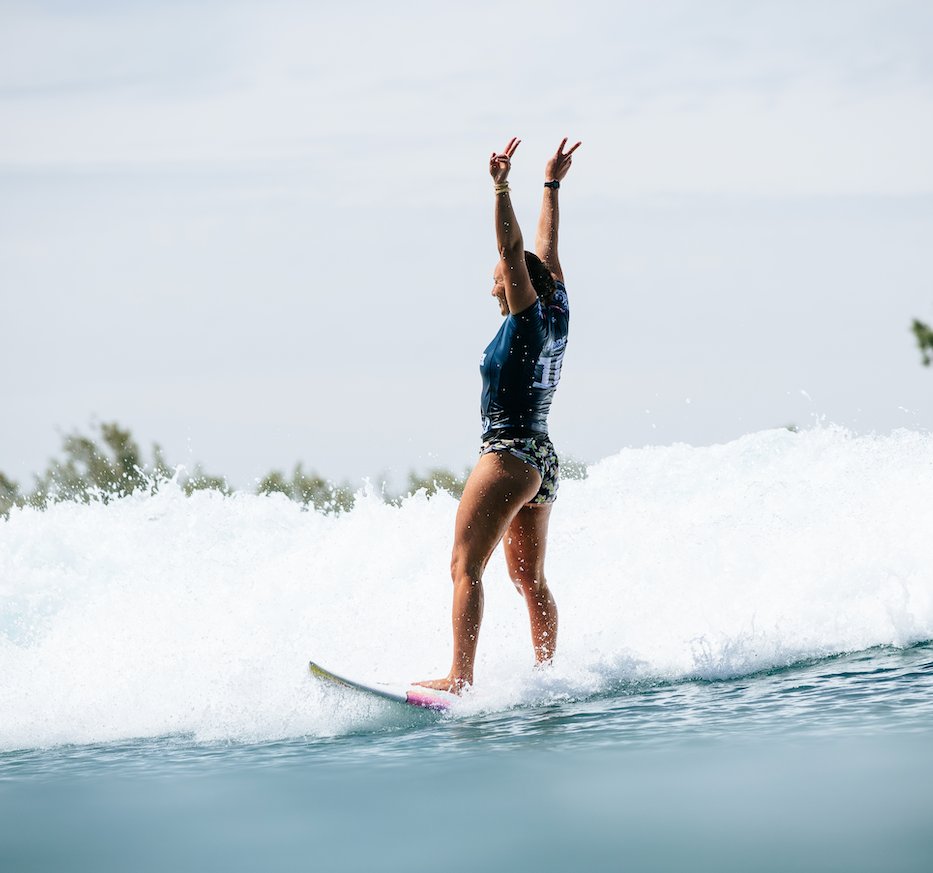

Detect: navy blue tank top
479,281,569,440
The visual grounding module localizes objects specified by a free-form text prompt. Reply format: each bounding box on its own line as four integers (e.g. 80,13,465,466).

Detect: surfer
419,136,580,693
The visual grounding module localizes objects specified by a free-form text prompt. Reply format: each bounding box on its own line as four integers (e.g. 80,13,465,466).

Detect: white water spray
2,426,932,750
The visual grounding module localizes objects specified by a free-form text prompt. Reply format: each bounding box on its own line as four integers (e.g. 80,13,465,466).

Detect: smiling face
491,262,509,316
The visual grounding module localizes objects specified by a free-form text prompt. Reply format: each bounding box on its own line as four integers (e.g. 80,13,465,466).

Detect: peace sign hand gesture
544,137,582,183
489,137,521,184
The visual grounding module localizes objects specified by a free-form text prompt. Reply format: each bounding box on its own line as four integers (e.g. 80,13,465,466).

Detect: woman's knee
510,567,548,597
450,548,485,585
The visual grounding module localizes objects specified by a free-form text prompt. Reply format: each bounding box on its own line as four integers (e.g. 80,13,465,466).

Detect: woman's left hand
490,137,521,184
544,137,582,183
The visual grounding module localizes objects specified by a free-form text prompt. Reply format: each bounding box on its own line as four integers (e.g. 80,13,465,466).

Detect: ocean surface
2,426,932,872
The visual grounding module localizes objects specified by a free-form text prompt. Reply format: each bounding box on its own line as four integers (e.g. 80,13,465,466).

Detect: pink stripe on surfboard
405,689,456,711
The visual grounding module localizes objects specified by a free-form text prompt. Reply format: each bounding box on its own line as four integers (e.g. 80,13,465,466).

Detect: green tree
558,454,588,481
0,472,22,518
1,420,503,520
1,422,230,515
183,465,231,496
912,319,933,366
406,467,468,499
30,422,148,505
258,463,354,512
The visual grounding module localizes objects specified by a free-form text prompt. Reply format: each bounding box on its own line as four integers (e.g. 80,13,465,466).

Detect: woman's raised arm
535,137,581,284
491,138,537,314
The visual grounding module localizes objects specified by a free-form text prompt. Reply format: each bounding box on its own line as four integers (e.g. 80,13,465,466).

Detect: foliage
1,423,594,520
183,465,232,496
558,454,588,480
28,422,149,506
0,422,477,518
0,422,229,517
405,467,468,499
912,319,933,367
257,464,354,513
0,473,21,517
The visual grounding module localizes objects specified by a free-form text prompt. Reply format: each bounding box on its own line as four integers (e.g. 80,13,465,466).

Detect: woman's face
491,262,509,316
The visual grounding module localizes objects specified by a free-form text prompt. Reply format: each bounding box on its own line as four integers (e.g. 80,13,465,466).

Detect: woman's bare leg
503,503,558,663
418,451,541,692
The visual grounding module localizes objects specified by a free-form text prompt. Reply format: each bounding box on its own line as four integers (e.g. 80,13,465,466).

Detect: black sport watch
544,180,560,189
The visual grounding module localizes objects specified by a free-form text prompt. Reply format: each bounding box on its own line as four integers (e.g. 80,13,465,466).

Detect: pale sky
2,0,932,489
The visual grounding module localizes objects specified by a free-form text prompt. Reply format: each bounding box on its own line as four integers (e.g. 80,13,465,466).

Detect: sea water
2,426,932,872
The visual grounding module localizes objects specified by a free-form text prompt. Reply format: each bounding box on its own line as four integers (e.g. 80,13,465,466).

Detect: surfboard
308,660,457,712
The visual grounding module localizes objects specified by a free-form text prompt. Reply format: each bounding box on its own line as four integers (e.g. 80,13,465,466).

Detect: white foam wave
2,426,932,749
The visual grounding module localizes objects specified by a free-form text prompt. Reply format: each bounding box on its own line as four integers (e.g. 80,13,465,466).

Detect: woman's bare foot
414,675,469,695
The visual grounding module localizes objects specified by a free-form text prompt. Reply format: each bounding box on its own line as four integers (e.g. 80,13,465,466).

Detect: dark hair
524,251,556,306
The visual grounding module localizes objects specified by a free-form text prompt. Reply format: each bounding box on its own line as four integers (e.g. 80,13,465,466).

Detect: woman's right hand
490,137,521,184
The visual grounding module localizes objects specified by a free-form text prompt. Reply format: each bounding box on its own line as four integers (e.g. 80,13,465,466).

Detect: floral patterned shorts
479,433,559,505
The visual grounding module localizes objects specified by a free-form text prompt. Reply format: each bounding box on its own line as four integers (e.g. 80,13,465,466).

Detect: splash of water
2,426,932,750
